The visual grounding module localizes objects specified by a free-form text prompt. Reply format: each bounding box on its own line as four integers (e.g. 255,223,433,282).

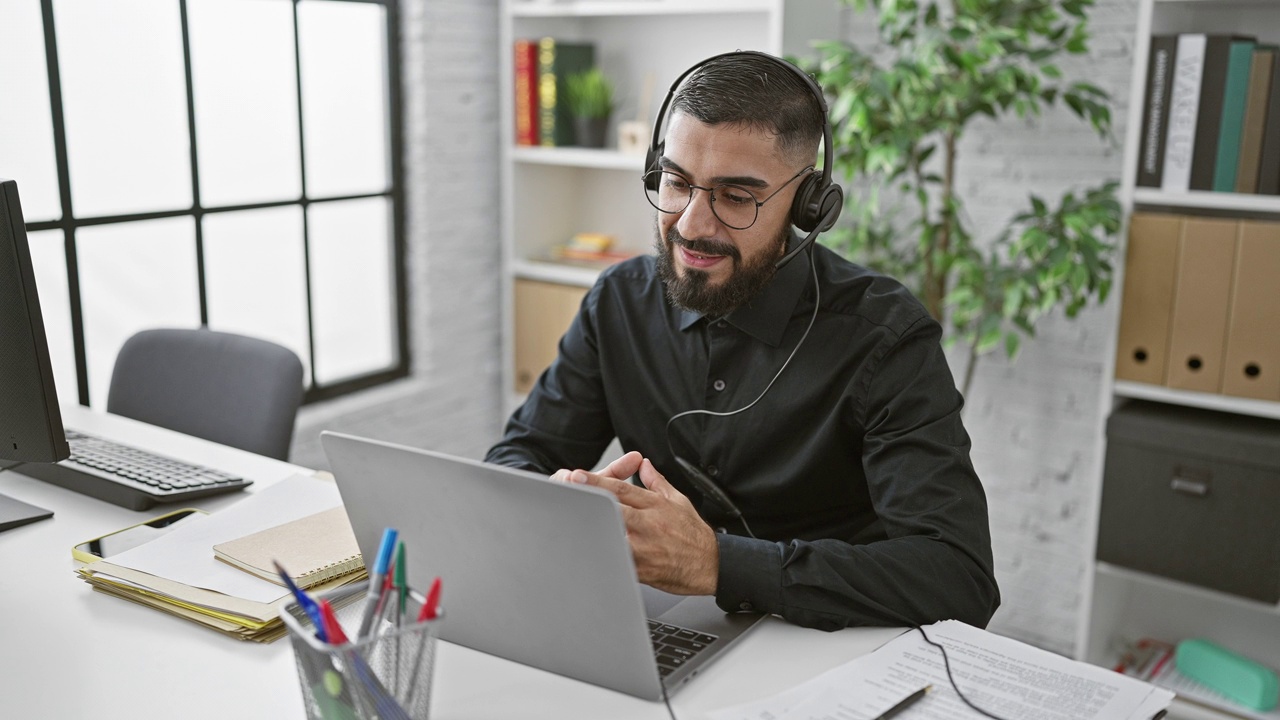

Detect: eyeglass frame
642,165,815,230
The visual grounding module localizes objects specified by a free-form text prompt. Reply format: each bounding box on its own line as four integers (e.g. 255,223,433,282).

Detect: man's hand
560,454,719,596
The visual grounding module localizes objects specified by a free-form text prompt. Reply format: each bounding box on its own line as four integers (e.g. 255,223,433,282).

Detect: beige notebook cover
213,507,364,589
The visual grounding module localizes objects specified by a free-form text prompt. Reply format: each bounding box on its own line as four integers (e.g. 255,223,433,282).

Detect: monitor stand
0,489,53,532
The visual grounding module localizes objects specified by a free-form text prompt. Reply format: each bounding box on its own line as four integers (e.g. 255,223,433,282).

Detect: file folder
1165,218,1238,393
1115,213,1182,384
1222,220,1280,401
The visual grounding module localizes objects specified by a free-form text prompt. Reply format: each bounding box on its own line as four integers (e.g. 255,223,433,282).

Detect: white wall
293,0,1142,656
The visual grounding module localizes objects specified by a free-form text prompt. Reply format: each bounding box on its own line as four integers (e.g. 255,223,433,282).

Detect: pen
321,599,413,720
874,684,930,720
404,576,442,709
392,542,407,695
417,576,442,622
275,560,327,643
357,527,399,640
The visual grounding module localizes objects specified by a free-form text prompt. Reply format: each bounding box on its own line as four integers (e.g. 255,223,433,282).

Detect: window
1,0,407,407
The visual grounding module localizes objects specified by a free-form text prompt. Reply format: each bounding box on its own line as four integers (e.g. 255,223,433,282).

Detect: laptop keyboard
648,620,718,677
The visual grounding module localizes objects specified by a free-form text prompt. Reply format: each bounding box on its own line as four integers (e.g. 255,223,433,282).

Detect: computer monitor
0,177,69,530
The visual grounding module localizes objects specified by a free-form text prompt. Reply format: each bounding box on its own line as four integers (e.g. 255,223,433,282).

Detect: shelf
1131,188,1280,215
1095,562,1280,616
1112,381,1280,420
513,259,603,287
510,0,775,18
512,146,647,171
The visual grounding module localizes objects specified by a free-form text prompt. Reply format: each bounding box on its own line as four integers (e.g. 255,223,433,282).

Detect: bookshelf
1080,1,1280,717
497,0,839,406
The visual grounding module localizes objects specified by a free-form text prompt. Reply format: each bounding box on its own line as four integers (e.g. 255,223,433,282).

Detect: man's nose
677,187,721,240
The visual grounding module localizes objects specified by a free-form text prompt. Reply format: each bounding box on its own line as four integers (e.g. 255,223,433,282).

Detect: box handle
1170,476,1210,497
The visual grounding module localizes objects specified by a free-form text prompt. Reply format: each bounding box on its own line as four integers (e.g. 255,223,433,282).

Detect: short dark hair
669,53,824,167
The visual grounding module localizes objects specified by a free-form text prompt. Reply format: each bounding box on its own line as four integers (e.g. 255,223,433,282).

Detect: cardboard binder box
1115,213,1182,384
1165,218,1238,393
1222,220,1280,401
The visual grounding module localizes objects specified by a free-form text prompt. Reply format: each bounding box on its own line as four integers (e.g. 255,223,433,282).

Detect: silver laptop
321,431,765,701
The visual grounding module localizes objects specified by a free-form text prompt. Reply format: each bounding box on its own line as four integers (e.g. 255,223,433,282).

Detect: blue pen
275,560,328,643
356,527,398,640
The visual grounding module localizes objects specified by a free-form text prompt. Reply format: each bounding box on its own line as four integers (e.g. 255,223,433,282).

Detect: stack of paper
78,475,366,642
712,620,1175,720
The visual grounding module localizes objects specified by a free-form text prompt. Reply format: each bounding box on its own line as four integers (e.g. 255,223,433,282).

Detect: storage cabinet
1081,2,1280,718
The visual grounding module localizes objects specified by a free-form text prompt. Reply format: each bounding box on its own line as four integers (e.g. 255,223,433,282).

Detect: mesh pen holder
281,581,440,720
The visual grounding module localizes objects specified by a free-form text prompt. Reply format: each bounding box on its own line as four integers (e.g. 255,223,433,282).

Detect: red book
513,40,539,146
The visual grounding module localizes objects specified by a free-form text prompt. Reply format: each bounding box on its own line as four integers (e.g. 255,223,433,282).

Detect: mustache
665,227,741,261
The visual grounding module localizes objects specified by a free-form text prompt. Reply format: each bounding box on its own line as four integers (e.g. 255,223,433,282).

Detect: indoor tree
806,0,1122,396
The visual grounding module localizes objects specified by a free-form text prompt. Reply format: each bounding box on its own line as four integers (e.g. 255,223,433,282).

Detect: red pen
319,599,349,644
417,577,442,621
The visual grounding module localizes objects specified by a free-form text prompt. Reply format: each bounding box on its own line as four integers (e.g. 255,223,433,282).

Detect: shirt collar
677,234,810,347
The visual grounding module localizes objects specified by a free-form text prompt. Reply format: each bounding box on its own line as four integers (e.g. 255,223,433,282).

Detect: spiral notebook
213,506,365,588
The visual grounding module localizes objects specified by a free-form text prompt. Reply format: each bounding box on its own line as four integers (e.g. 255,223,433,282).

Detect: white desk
0,406,901,719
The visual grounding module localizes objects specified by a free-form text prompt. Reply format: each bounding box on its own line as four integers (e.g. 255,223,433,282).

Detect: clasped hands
551,452,719,596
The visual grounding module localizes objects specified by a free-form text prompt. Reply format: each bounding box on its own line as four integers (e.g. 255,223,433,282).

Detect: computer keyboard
14,429,252,511
648,619,718,677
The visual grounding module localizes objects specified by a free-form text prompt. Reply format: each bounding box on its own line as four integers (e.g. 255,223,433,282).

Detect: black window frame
25,0,409,406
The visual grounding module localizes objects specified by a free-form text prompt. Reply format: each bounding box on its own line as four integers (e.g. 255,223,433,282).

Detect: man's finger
597,451,644,480
636,459,679,499
570,469,657,508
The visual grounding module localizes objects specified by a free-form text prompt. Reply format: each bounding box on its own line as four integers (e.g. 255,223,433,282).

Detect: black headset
643,50,844,269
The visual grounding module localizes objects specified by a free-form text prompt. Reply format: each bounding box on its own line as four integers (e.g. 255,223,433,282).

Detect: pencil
874,684,930,720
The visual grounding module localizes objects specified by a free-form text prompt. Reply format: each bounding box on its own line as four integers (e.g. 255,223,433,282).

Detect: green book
536,38,595,147
1212,40,1256,192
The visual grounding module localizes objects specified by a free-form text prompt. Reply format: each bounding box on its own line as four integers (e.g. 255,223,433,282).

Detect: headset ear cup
790,174,823,232
643,141,664,192
817,183,843,231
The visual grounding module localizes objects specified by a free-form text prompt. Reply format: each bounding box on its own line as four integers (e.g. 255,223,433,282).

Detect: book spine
513,40,538,146
1212,41,1256,192
1259,51,1280,195
1236,48,1275,193
1190,36,1249,191
538,37,558,147
1163,34,1207,193
1139,36,1178,188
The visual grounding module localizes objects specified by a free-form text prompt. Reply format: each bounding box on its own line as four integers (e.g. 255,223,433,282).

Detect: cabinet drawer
1098,401,1280,603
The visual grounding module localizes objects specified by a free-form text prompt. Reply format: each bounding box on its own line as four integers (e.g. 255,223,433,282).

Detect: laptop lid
322,431,667,700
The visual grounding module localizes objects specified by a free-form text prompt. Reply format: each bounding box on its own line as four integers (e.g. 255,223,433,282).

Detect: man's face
653,113,803,318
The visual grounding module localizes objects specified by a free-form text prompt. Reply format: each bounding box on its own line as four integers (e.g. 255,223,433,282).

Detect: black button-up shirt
486,245,1000,630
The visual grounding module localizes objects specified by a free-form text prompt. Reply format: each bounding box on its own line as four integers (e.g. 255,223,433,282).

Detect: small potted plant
565,67,615,148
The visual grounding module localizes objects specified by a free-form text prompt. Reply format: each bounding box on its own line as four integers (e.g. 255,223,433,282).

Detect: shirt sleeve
484,281,617,475
714,315,1000,631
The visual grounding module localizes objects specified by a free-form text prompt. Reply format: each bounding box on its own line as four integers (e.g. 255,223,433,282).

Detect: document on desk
711,620,1174,720
93,474,343,604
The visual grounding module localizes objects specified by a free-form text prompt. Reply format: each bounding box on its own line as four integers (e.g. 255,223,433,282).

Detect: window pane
0,0,61,222
298,1,389,198
203,206,311,383
26,230,77,404
308,197,396,384
77,217,200,407
55,0,191,218
188,0,301,208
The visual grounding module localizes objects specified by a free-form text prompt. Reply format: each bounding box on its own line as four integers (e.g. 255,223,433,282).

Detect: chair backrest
106,328,305,461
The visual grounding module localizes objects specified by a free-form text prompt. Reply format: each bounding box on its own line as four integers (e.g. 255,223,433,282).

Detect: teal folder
1213,41,1257,192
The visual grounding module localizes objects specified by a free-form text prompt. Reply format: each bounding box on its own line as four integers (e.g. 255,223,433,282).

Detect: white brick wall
293,0,1142,657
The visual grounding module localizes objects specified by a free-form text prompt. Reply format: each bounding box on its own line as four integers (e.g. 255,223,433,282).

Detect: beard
654,219,788,319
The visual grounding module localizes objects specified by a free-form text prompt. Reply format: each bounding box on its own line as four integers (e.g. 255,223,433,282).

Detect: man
486,52,999,631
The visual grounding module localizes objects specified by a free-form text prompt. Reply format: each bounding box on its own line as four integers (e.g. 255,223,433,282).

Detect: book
1138,36,1178,188
1237,48,1276,193
1212,40,1257,192
1259,49,1280,195
537,38,595,147
1162,34,1208,192
513,39,539,146
1190,35,1253,191
213,506,364,589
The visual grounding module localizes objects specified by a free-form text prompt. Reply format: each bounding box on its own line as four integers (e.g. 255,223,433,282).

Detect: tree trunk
923,131,957,321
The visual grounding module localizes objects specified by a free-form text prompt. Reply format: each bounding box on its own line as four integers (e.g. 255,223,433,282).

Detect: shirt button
713,379,726,392
739,601,754,612
706,465,719,477
716,321,728,329
715,526,727,534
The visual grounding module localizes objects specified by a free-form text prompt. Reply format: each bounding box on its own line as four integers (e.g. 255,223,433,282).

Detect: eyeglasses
643,166,814,230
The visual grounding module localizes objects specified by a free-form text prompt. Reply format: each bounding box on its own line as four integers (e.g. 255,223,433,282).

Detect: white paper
711,621,1174,720
102,475,344,603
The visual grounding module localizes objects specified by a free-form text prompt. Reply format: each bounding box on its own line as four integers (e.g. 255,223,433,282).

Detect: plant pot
573,115,610,148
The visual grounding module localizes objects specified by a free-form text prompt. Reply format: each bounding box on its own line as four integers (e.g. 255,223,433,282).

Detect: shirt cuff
714,533,783,616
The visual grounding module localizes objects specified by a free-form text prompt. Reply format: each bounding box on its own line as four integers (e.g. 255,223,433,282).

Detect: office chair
106,328,305,461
